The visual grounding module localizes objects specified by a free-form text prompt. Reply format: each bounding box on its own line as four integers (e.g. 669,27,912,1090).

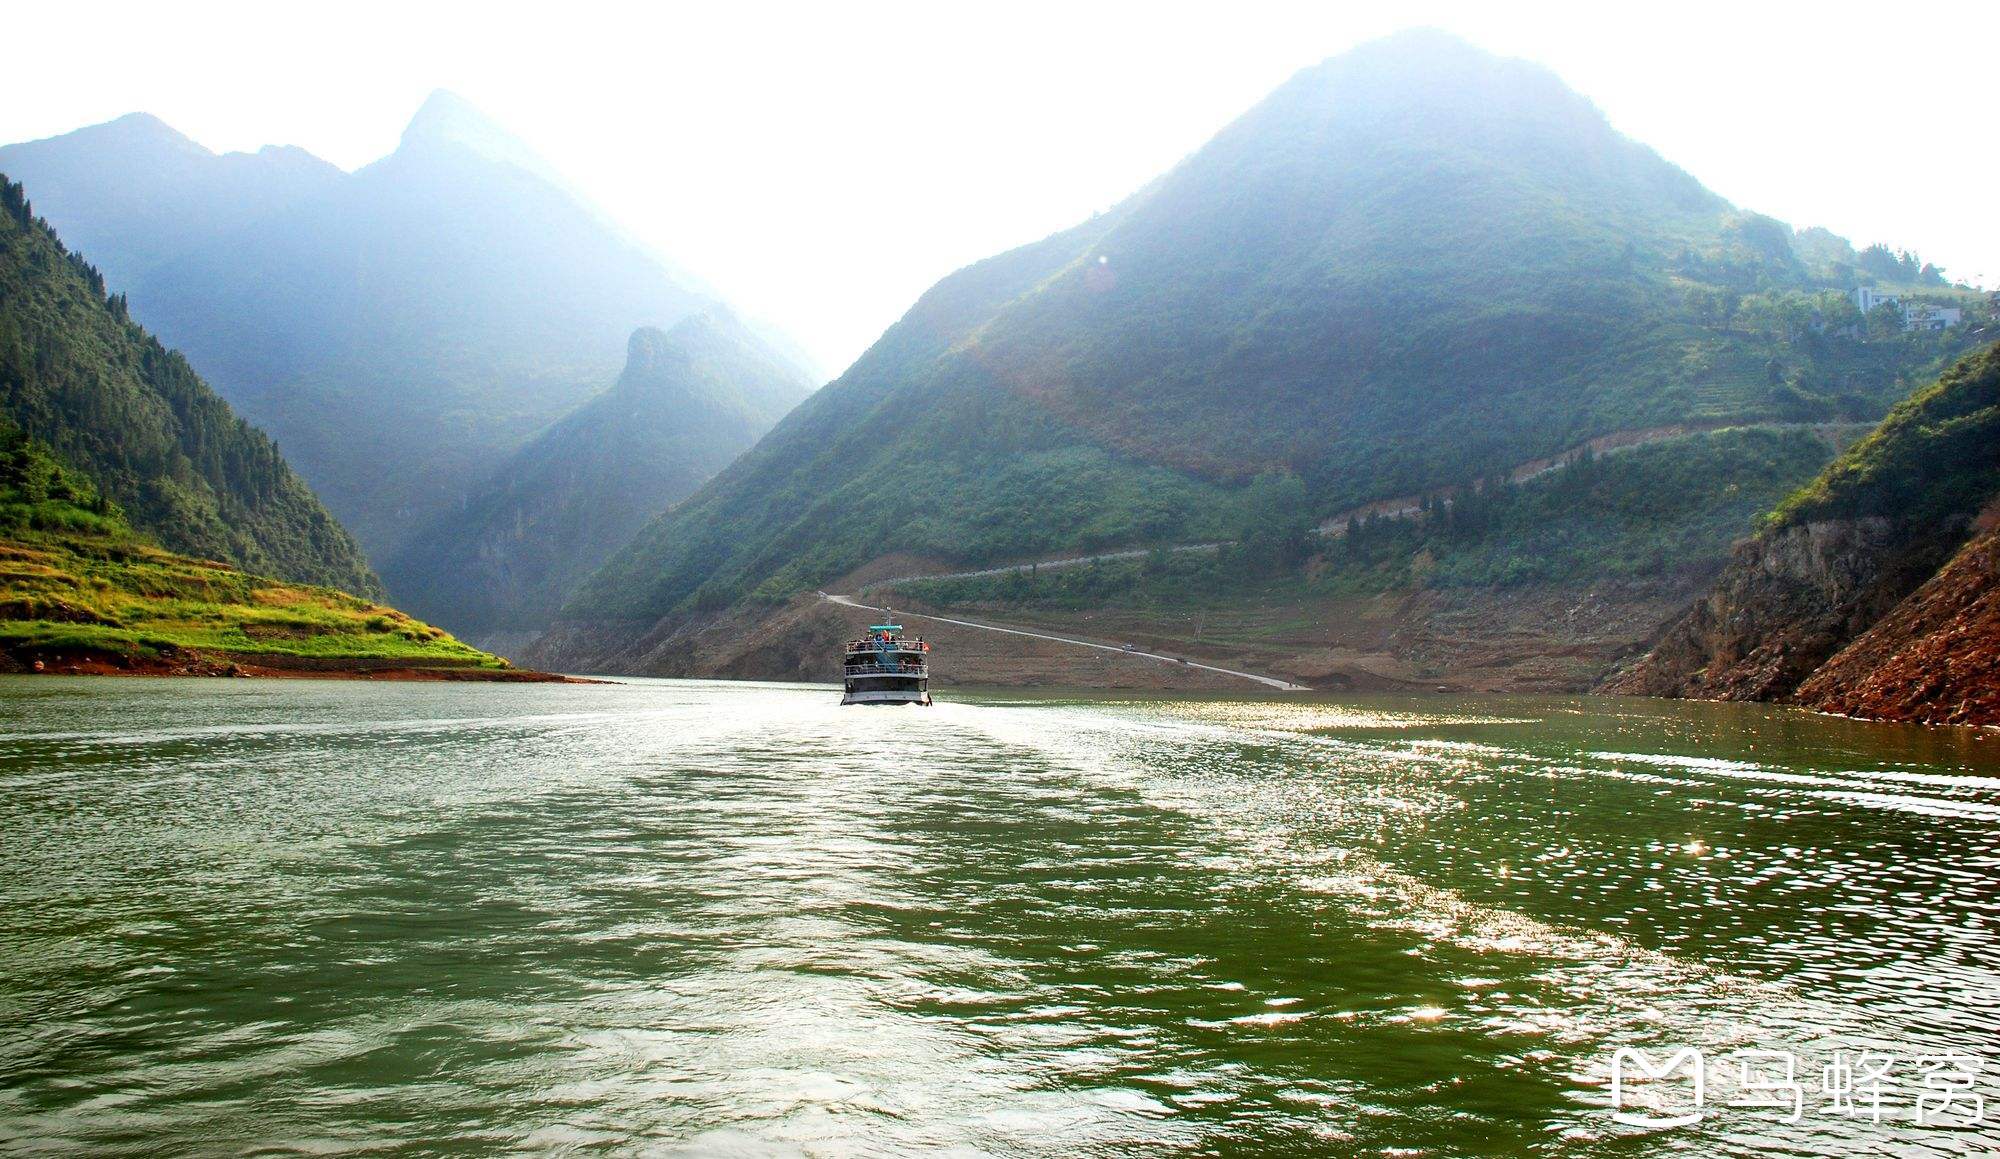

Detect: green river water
1,676,1997,1156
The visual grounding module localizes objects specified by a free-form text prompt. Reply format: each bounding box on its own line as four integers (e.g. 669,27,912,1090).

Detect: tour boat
841,615,932,705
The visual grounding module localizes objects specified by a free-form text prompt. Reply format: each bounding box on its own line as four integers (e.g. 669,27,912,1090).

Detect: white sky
6,0,1994,376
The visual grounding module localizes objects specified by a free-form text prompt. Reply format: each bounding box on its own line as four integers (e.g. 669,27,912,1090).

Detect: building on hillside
1902,303,1963,332
1854,286,1898,313
1852,287,1963,332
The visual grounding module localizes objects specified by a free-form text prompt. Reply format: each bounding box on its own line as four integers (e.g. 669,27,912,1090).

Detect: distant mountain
1609,341,2000,725
381,311,814,653
0,92,803,567
0,176,378,595
0,113,342,295
537,31,1978,674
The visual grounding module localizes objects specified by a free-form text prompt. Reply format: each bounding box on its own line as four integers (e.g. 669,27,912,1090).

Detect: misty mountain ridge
0,112,343,293
0,91,807,567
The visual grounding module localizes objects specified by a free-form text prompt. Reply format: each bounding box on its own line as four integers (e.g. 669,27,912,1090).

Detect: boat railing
843,661,929,676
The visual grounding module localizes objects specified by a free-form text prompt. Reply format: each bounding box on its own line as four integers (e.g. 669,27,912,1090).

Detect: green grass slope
0,175,380,597
553,31,1979,642
0,427,498,671
1769,340,2000,533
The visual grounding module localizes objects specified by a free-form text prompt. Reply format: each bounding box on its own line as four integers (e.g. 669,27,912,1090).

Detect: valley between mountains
3,30,1997,722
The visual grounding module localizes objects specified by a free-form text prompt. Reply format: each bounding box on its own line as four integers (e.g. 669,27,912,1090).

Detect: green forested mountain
0,176,379,595
551,30,1978,646
0,93,808,565
381,312,814,651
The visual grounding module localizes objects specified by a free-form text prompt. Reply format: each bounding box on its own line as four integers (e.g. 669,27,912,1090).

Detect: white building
1903,303,1963,332
1854,286,1897,313
1852,287,1962,331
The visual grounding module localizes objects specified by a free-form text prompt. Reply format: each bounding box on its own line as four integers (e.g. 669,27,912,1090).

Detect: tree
1817,290,1863,334
1865,300,1905,342
1236,471,1313,575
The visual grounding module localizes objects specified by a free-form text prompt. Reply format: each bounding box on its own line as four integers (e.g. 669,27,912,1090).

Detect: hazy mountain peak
624,325,677,376
104,110,203,146
1273,28,1607,131
394,88,557,182
401,89,494,142
666,305,745,342
10,110,210,160
1160,26,1721,231
383,308,815,646
622,310,753,386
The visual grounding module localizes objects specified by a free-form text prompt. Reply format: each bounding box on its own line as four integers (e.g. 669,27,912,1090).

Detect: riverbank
526,578,1696,695
0,511,541,682
0,643,586,682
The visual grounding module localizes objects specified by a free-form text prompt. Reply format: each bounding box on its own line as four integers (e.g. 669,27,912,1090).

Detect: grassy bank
0,428,503,672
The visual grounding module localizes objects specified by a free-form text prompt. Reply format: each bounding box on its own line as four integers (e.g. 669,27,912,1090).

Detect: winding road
821,593,1309,692
855,419,1861,594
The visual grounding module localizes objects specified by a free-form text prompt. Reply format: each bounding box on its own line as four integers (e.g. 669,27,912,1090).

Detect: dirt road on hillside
822,593,1310,691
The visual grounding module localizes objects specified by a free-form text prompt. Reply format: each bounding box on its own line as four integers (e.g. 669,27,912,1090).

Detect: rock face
1794,519,2000,726
1607,518,1947,701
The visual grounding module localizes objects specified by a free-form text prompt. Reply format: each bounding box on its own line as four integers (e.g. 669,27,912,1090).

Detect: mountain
0,176,378,595
1608,341,2000,725
380,311,814,654
0,113,342,295
0,92,799,567
533,30,1981,677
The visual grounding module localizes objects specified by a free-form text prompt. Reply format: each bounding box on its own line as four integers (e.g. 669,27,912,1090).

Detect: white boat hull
841,687,932,706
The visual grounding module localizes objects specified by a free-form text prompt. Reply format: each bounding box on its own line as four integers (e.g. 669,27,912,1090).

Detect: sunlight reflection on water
0,678,1996,1155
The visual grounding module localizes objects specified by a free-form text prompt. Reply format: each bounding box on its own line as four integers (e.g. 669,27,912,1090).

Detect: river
1,677,1997,1155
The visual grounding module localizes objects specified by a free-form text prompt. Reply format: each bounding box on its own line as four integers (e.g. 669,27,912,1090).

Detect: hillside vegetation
899,425,1847,612
0,175,379,596
0,426,498,673
547,31,1979,667
1768,341,2000,533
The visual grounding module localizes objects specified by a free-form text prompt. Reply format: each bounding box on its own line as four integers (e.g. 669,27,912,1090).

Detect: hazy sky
5,0,1995,376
